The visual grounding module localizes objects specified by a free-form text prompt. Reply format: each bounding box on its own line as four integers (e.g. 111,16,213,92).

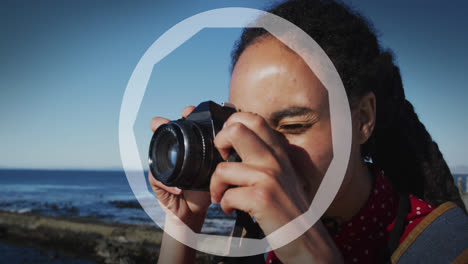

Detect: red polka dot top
265,168,435,264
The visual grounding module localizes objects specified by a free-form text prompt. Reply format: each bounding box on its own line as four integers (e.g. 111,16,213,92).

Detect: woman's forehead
229,38,328,116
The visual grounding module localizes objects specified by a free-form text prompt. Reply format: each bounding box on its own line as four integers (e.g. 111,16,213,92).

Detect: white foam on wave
10,208,32,214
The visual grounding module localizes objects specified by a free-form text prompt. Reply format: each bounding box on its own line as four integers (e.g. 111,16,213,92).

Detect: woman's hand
210,112,343,263
148,106,211,231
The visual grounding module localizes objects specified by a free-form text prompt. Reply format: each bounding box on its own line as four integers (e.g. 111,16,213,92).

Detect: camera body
148,101,237,190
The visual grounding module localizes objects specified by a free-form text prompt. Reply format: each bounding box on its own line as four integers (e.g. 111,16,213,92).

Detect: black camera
148,101,238,190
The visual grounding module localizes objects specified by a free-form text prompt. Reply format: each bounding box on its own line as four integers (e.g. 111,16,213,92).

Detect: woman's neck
323,160,374,226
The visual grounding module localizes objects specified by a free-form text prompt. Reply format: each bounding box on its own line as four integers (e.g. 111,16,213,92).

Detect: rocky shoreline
3,195,466,263
0,210,214,263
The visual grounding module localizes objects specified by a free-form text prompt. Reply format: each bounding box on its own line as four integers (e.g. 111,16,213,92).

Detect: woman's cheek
287,132,333,200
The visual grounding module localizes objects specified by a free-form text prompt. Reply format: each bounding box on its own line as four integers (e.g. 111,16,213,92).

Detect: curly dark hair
231,0,466,211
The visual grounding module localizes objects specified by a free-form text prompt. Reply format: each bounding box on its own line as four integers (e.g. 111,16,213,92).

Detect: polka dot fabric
330,169,399,263
388,194,434,245
265,169,434,264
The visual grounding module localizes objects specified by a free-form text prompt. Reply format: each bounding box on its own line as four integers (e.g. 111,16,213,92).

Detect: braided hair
230,0,466,211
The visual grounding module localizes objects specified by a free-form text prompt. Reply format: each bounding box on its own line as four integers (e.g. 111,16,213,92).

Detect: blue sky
0,0,467,172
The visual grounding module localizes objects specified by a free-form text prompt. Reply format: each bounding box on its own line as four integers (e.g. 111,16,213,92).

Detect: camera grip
227,151,241,163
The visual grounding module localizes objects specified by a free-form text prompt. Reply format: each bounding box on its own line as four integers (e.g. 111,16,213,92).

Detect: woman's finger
150,117,170,132
210,162,272,203
214,122,278,166
219,186,258,215
181,105,196,118
224,112,286,152
148,171,182,195
220,185,304,236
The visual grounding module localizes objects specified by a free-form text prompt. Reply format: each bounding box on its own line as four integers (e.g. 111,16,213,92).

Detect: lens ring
149,124,184,184
149,120,215,190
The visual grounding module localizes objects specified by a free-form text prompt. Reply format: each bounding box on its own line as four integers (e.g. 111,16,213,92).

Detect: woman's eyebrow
269,107,317,125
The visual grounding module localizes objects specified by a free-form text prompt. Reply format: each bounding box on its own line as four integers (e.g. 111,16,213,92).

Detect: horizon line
0,166,149,172
0,166,467,175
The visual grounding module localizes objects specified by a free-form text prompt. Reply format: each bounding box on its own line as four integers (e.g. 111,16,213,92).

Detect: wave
2,184,101,192
109,200,142,209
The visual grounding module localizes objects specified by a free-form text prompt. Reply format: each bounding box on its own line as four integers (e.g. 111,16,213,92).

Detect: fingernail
174,187,182,193
211,196,217,204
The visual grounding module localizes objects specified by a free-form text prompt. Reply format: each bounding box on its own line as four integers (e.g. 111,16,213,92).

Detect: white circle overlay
119,7,351,257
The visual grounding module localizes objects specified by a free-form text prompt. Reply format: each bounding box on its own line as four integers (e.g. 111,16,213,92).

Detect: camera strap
232,210,263,239
212,210,265,264
382,192,410,263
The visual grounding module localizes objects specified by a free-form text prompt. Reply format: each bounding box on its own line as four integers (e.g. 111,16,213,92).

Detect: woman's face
229,37,337,200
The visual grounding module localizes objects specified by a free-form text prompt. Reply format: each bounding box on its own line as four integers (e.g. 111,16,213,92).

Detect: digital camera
148,101,238,190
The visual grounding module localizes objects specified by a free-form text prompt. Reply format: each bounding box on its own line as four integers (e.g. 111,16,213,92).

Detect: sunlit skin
226,37,376,222
149,36,377,264
227,39,333,204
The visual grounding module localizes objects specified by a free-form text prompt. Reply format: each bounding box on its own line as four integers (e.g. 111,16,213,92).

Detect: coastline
2,194,466,263
0,210,214,263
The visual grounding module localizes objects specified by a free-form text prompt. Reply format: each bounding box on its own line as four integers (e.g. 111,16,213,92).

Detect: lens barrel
149,120,218,190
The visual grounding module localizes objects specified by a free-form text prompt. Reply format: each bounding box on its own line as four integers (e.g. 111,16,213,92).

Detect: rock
0,210,214,263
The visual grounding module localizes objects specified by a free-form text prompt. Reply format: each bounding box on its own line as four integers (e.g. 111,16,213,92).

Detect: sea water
0,169,234,234
2,169,465,235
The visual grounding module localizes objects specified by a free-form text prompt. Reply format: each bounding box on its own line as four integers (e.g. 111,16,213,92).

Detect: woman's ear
357,92,376,144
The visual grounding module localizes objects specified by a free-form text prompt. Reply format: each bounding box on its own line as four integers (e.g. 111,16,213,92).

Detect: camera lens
149,124,184,184
155,130,179,174
149,120,220,190
149,101,238,190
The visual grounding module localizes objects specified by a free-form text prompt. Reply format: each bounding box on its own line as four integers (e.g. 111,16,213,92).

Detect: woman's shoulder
392,199,468,263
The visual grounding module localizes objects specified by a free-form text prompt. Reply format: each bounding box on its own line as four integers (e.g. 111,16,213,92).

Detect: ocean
0,169,235,235
1,169,466,235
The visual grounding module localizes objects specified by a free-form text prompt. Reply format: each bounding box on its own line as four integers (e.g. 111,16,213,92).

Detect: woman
149,0,467,263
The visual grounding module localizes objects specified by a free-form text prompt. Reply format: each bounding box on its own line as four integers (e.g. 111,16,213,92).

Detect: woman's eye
278,123,312,133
